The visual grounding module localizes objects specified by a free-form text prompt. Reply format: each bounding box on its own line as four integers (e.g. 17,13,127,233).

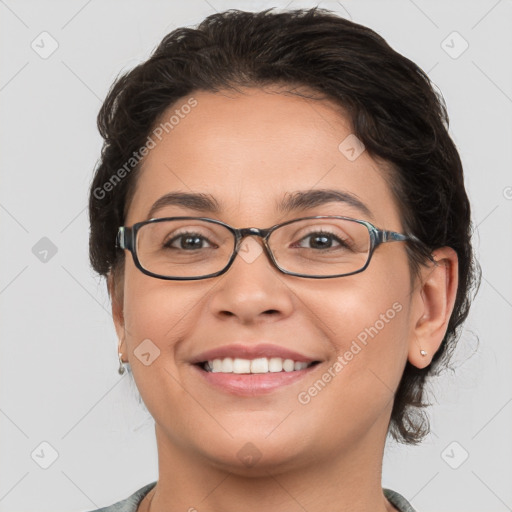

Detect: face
113,86,423,473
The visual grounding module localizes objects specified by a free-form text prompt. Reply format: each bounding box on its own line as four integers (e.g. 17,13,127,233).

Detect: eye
294,230,351,250
164,232,215,250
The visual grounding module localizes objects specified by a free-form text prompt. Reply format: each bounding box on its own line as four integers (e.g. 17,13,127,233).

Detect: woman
87,7,479,512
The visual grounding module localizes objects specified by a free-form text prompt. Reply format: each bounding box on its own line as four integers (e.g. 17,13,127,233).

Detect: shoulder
83,482,157,512
383,488,417,512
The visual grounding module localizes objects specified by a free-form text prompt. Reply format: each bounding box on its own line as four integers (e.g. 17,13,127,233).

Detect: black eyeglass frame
116,215,426,281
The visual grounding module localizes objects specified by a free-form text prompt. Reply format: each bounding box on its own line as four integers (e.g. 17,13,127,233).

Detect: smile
201,356,318,373
193,358,321,396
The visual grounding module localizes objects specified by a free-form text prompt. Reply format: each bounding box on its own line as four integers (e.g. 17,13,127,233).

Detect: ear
107,271,127,362
408,247,459,369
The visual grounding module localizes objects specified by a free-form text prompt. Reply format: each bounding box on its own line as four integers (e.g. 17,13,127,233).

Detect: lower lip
192,363,320,396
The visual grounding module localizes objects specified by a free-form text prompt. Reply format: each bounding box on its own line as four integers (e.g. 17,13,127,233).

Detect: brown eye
164,232,213,250
293,231,351,250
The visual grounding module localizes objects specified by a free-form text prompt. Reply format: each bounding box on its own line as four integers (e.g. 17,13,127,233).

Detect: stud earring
420,349,428,357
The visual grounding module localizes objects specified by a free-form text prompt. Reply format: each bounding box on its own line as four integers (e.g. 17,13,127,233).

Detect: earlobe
408,247,459,369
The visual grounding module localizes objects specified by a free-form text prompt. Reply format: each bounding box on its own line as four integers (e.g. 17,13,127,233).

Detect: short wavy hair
89,7,481,444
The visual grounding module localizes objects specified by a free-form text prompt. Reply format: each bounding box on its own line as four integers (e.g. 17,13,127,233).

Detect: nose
208,235,294,325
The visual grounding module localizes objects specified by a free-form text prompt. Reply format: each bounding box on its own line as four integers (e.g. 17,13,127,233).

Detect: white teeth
283,359,295,372
211,359,223,372
204,357,313,373
250,357,268,373
268,357,283,372
221,357,234,372
233,358,251,374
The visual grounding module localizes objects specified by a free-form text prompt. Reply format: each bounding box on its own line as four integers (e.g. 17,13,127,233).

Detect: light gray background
1,1,511,511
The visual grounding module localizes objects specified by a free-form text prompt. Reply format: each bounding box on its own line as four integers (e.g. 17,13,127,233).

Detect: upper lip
190,343,321,364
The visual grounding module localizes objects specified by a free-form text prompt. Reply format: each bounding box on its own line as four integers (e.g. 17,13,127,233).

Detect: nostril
219,311,236,318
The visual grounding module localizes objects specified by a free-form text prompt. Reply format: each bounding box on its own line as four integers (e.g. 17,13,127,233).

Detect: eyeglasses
116,215,423,280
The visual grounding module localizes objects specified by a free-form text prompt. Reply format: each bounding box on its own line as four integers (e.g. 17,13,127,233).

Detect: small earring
118,351,126,375
420,349,428,357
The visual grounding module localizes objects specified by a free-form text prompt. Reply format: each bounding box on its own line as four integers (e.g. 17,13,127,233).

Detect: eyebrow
146,188,374,221
146,192,221,219
277,189,375,221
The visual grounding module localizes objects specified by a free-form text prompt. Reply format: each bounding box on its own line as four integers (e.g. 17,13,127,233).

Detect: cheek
123,270,202,347
298,260,412,398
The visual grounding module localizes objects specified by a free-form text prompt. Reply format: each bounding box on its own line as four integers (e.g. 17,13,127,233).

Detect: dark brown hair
89,7,480,444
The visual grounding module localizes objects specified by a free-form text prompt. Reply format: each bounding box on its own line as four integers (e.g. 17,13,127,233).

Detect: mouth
192,358,322,396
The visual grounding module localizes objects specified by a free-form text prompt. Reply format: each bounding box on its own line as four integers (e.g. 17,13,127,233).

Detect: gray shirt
85,481,416,512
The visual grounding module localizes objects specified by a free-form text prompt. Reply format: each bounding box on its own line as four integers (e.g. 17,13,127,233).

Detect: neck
145,417,397,512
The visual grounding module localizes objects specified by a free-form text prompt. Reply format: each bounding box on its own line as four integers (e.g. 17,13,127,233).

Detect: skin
109,85,459,512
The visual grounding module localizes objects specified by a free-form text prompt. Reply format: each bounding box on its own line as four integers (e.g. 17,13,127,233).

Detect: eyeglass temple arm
116,226,133,251
379,230,412,242
374,228,423,245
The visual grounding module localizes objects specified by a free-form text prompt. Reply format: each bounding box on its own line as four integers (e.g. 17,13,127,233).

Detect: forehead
126,87,401,229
